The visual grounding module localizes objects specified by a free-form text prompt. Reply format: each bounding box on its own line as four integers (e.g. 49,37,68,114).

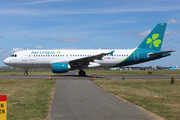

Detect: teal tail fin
138,23,167,51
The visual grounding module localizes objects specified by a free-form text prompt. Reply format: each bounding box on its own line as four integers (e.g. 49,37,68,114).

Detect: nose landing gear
24,69,28,76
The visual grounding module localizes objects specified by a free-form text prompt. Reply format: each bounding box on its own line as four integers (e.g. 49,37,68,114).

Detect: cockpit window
10,54,17,57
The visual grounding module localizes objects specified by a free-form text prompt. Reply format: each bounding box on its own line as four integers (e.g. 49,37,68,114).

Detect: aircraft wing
69,50,114,67
148,50,175,57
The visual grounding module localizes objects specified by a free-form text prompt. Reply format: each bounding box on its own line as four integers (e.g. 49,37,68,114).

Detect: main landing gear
24,68,28,76
78,70,86,76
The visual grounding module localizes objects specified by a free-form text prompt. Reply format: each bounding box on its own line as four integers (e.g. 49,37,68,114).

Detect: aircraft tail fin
138,23,167,51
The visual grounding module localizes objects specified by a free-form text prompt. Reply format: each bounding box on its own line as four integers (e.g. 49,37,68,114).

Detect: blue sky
0,0,180,67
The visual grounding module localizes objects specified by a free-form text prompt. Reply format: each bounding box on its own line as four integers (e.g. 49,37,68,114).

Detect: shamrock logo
56,51,61,54
146,33,161,48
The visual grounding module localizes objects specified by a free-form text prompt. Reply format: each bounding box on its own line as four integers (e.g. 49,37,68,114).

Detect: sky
0,0,180,67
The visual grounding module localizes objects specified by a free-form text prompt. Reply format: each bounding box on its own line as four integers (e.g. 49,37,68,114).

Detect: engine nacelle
52,63,70,73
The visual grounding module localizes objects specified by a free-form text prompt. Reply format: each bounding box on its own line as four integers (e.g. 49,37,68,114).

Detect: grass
1,70,180,75
87,70,180,75
0,72,60,75
0,79,56,120
93,79,180,120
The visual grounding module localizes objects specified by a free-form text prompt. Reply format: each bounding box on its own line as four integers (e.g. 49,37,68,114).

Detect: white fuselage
4,49,135,68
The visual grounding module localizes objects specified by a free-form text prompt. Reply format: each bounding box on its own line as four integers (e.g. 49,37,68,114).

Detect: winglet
109,50,115,56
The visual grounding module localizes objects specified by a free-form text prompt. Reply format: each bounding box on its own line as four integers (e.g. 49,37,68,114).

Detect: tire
24,72,28,76
79,71,86,76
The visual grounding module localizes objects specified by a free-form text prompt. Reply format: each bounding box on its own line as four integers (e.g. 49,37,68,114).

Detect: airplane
110,67,120,70
4,23,174,76
169,65,180,70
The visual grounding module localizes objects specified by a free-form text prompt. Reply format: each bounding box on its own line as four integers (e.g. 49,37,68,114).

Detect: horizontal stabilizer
148,50,175,57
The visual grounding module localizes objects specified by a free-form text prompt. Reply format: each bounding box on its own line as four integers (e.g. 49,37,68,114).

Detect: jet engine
52,63,71,73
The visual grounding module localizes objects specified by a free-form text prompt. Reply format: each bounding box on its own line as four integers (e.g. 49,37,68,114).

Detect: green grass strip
0,79,55,120
93,79,180,120
87,70,180,75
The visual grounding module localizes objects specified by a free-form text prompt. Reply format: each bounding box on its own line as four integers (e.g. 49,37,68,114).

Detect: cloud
172,30,180,35
135,30,151,37
36,37,52,40
161,46,174,51
174,41,180,44
165,31,172,36
165,30,180,36
11,48,24,53
167,19,179,24
122,30,134,35
0,48,25,60
103,27,114,30
35,46,44,49
0,34,3,38
108,44,113,47
0,48,8,58
55,37,82,42
0,48,5,52
11,0,70,5
51,47,77,50
108,27,114,30
88,34,92,38
105,20,138,24
1,5,180,15
135,30,180,39
163,38,171,42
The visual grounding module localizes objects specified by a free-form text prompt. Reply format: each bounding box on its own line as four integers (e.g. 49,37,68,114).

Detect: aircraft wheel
24,72,28,76
79,70,86,76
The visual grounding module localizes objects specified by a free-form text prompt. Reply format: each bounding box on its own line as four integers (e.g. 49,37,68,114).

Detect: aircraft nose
4,58,10,65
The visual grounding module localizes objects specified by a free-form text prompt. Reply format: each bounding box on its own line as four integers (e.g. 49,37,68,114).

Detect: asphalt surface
1,72,178,120
49,78,155,120
49,72,155,120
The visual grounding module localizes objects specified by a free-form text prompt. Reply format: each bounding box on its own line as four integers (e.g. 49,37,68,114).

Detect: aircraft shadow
51,75,105,79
